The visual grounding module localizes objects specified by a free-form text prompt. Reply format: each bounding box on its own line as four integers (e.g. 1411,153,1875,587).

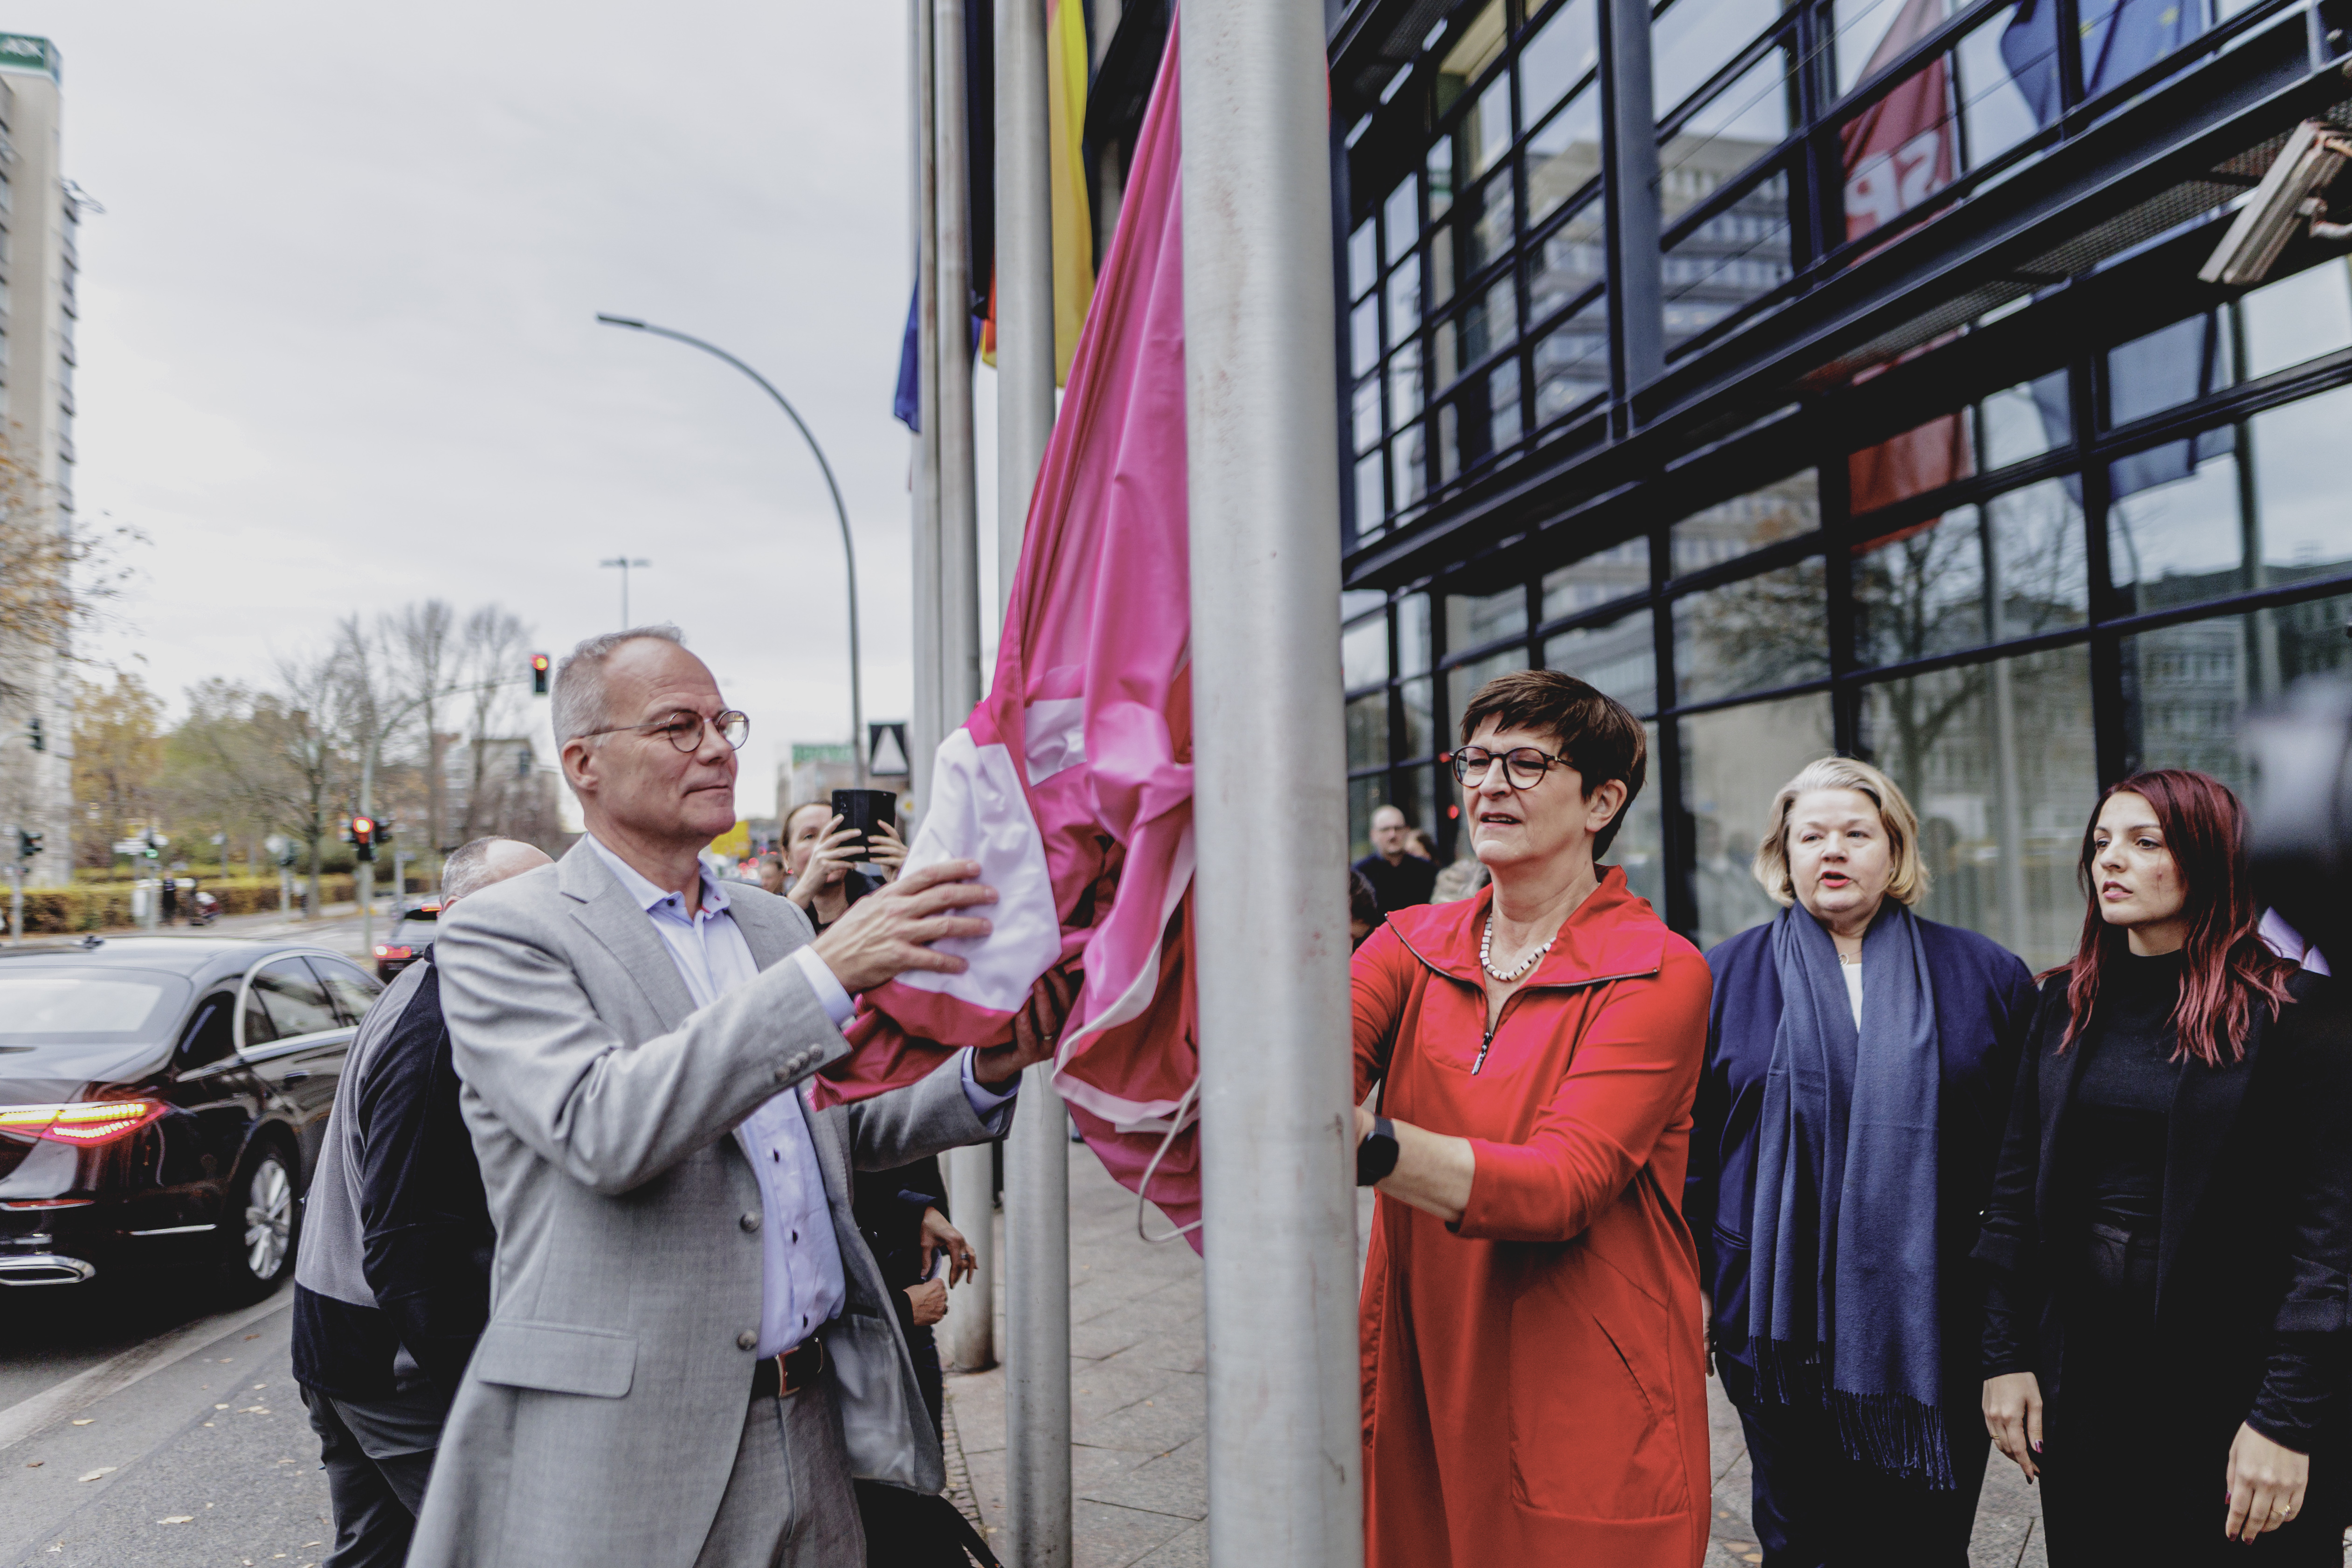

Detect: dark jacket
292,961,495,1401
851,1156,947,1345
1685,912,2039,1406
1351,851,1438,915
1973,971,2352,1449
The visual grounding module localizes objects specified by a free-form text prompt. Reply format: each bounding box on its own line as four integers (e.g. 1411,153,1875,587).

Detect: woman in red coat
1353,669,1713,1568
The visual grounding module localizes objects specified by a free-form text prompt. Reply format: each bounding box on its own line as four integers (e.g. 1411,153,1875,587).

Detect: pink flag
813,30,1205,1244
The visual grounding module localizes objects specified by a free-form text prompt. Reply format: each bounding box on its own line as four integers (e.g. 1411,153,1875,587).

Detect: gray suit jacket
407,841,1013,1568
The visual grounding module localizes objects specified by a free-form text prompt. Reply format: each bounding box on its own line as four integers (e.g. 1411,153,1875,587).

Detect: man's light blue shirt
583,835,1014,1357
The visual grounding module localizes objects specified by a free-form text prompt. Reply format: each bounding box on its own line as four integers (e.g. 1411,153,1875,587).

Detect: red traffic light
531,652,551,696
350,815,376,843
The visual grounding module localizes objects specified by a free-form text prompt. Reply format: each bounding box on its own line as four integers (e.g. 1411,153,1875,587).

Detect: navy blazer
1684,911,2039,1404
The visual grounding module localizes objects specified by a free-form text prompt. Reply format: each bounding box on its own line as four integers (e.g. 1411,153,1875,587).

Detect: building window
1858,644,2098,971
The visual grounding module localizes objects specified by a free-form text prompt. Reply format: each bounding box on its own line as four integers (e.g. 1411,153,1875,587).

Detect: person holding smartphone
782,797,909,934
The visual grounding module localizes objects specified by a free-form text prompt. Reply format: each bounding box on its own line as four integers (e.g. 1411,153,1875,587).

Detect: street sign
868,721,910,778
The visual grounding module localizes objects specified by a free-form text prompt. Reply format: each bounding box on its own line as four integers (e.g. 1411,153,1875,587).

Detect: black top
2066,951,2183,1239
851,1157,948,1346
1975,967,2352,1450
1351,852,1438,915
293,962,495,1402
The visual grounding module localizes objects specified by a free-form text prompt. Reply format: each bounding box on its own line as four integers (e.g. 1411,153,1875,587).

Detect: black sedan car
0,934,381,1297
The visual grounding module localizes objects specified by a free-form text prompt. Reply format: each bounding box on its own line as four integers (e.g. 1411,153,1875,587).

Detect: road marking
0,1293,290,1452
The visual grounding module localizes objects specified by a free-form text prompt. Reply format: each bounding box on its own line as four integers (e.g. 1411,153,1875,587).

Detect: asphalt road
200,905,373,960
0,1281,334,1567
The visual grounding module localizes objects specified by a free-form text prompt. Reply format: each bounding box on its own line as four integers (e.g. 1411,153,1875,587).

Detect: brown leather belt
751,1339,825,1400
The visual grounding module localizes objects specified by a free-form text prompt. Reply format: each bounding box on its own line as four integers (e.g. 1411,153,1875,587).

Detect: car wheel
218,1148,297,1296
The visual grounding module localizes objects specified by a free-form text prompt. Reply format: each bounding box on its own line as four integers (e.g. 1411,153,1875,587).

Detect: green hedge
12,875,366,933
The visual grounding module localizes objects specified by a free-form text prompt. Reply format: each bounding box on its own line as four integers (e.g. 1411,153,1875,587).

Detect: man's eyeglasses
1450,745,1571,790
580,709,750,753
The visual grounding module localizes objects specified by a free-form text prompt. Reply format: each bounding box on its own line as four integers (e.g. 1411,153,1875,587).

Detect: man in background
291,835,552,1568
1352,803,1438,914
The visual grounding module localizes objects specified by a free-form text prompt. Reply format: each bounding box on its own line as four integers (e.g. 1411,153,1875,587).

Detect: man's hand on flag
972,965,1081,1088
809,859,996,992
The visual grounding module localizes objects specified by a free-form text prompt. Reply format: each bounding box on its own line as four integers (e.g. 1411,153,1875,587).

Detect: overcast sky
41,0,1004,821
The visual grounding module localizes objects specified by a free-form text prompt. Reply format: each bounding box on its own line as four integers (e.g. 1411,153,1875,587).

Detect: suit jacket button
740,1211,763,1232
737,1330,759,1351
773,1064,791,1083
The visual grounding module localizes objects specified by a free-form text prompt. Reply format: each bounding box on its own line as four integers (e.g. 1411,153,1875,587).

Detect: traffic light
531,653,551,696
15,829,40,861
375,818,395,848
349,814,377,862
141,830,161,861
25,716,42,753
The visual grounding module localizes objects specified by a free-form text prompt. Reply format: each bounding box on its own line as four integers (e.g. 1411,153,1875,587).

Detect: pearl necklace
1481,913,1556,982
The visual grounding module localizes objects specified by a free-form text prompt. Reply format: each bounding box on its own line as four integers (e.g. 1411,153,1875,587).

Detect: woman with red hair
1976,770,2352,1563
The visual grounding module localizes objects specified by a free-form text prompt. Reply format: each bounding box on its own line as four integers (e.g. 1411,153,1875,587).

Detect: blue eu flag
2006,0,2216,500
2000,0,2208,125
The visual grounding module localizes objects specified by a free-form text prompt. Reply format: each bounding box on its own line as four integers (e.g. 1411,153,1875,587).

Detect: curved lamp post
596,314,867,787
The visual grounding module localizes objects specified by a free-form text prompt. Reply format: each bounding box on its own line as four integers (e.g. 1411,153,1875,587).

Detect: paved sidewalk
945,1143,2049,1568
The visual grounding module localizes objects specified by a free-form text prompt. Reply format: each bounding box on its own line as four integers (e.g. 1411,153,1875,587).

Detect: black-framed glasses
581,709,750,753
1450,745,1570,790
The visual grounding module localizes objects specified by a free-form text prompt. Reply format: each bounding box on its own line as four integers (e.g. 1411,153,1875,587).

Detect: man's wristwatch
1356,1116,1399,1187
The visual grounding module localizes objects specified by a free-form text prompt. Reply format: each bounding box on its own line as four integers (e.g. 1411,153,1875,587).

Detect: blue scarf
1747,902,1954,1488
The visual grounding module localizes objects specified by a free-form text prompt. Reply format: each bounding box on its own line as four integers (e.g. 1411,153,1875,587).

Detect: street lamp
600,555,651,627
595,314,867,786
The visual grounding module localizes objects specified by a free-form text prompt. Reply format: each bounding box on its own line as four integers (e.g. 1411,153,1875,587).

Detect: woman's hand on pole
2225,1422,2308,1542
1981,1372,2042,1483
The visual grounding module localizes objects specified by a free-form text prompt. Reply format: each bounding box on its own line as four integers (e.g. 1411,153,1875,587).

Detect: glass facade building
1327,0,2352,967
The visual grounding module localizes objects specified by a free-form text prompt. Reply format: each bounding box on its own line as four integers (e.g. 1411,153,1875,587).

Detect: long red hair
2053,769,2297,1066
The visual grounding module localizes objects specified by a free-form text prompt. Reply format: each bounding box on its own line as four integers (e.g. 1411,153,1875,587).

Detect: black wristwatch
1356,1116,1399,1187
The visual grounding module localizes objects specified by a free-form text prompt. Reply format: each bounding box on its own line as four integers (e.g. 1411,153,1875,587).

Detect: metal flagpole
912,0,945,817
934,0,999,1377
995,0,1071,1562
1180,4,1362,1566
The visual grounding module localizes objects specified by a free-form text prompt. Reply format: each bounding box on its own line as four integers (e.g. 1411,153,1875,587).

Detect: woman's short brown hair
1751,755,1930,907
1456,669,1647,858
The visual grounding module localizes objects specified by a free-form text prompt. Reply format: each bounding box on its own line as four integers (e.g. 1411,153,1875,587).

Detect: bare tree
164,678,294,879
393,601,458,866
453,605,532,845
269,644,352,916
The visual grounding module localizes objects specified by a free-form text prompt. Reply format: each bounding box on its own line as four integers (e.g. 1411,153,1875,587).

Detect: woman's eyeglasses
581,709,751,753
1450,746,1570,790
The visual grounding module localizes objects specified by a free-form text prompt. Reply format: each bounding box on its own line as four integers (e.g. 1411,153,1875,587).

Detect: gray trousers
692,1378,866,1568
300,1384,441,1568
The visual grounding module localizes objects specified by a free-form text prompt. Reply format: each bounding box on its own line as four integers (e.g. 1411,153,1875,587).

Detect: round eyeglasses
581,709,751,753
1450,745,1571,790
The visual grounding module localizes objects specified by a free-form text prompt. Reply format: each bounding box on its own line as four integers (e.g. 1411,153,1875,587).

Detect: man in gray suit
410,625,1067,1568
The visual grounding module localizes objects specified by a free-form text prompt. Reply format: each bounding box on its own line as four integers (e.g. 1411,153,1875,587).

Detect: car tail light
0,1100,169,1145
375,944,414,960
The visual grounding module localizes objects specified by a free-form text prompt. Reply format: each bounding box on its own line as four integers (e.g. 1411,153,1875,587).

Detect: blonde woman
1683,757,2039,1567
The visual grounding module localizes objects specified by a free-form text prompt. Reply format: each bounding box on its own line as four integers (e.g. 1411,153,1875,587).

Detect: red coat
1355,870,1714,1568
